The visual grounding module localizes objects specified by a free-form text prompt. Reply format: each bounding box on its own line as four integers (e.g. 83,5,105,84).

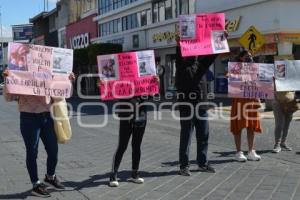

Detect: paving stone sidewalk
0,98,300,200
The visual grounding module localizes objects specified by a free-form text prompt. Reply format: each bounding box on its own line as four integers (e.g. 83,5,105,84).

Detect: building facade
196,0,300,93
30,8,59,47
66,0,98,49
93,0,194,92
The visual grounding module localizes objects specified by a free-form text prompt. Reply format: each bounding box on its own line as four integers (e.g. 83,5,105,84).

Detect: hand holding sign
179,13,230,57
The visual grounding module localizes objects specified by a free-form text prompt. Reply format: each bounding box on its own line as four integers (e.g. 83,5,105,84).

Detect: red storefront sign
66,14,97,49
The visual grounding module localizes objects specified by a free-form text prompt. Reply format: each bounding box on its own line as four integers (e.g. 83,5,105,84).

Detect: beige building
68,0,97,23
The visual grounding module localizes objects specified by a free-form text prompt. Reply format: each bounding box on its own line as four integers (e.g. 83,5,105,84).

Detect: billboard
12,24,33,42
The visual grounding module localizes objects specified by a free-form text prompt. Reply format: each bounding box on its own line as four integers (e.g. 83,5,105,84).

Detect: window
99,0,140,15
153,3,159,23
158,2,165,22
140,11,147,26
179,0,189,14
165,0,172,20
152,0,174,23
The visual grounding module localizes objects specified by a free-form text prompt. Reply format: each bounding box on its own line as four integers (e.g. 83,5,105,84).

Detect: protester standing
156,59,165,96
230,50,262,162
175,32,228,175
2,69,75,198
108,76,159,187
272,89,297,153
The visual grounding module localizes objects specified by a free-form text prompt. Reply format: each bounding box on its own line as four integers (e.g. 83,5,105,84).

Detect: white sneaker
272,144,281,153
128,177,144,184
109,177,119,187
235,151,247,162
247,150,261,161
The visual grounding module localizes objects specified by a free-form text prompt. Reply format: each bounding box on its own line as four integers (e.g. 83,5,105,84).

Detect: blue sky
1,0,57,37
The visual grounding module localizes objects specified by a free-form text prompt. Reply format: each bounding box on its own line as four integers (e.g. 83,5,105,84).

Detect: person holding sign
2,69,75,198
175,31,228,176
230,50,262,162
272,87,296,153
103,76,159,187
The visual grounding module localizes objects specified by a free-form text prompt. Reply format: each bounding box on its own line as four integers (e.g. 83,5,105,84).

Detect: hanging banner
228,62,274,99
179,13,229,57
98,50,159,100
275,60,300,91
5,42,73,98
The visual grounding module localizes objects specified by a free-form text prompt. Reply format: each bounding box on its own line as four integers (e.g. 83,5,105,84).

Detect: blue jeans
20,112,58,184
179,104,209,169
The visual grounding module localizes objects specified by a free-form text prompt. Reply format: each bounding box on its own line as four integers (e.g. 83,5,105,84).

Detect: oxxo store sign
66,14,97,49
70,33,90,49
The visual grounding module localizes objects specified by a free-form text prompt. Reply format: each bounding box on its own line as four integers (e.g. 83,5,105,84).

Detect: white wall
224,1,280,38
279,0,300,32
196,0,272,13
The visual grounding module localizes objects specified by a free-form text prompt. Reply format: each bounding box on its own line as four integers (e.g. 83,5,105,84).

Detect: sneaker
280,143,292,151
272,144,281,153
44,175,65,190
247,150,261,161
109,174,119,187
31,183,51,198
235,151,247,162
128,177,144,184
178,168,191,176
128,171,144,184
197,164,216,173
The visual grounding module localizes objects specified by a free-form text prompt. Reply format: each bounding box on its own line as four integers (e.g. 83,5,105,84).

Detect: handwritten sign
5,42,73,98
228,62,274,99
275,60,300,91
179,13,229,57
98,50,159,100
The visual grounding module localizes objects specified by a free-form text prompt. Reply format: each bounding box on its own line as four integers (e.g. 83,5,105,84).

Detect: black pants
179,104,209,169
111,118,147,174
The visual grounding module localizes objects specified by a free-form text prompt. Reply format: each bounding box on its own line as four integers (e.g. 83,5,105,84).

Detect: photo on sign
179,15,196,40
98,56,119,80
136,51,156,77
275,63,286,79
229,62,242,82
259,64,274,82
52,48,73,74
8,43,29,71
211,30,229,53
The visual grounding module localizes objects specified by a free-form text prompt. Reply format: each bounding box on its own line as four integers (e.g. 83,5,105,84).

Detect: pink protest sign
180,13,229,57
6,42,73,98
97,50,159,100
228,62,274,99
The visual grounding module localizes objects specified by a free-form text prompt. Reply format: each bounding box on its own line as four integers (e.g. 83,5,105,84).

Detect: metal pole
0,6,2,38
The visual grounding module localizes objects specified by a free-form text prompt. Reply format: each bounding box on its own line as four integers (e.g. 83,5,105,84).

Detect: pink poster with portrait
179,13,229,57
228,62,274,99
97,50,159,100
5,42,73,98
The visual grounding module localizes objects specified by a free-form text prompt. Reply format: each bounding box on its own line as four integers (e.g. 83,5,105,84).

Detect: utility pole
0,6,2,37
44,0,49,11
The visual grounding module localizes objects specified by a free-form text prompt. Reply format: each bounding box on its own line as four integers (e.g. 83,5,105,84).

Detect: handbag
52,98,72,144
282,99,299,113
276,92,299,113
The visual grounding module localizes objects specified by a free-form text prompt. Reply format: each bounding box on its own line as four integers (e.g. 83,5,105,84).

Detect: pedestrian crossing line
291,177,300,200
267,166,291,200
112,150,210,199
244,175,268,200
61,141,169,192
113,165,180,200
97,145,178,199
177,163,245,200
140,164,232,200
